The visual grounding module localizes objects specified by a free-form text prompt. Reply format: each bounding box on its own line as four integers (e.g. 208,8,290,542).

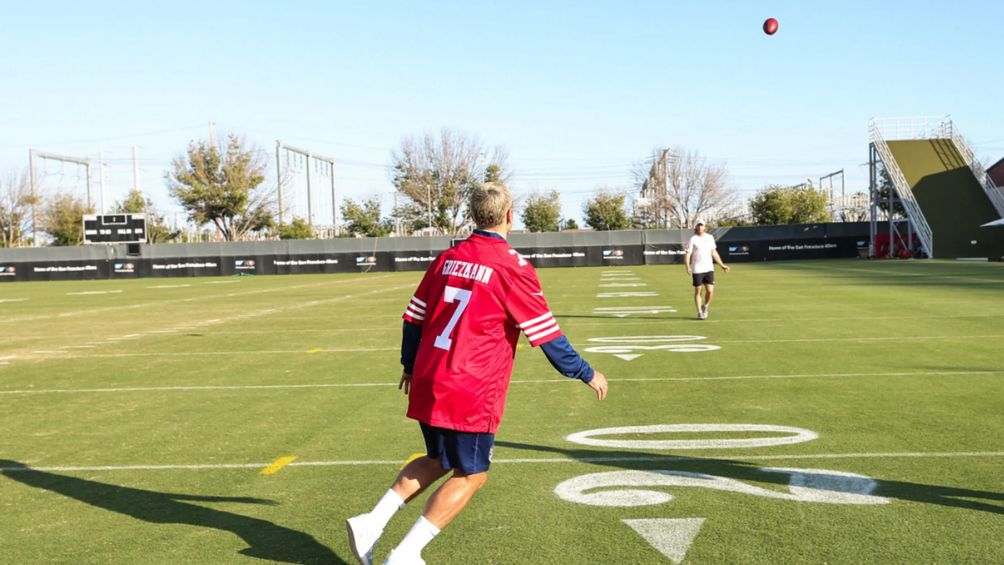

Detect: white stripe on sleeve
518,311,553,329
523,317,557,336
411,296,427,307
526,325,561,343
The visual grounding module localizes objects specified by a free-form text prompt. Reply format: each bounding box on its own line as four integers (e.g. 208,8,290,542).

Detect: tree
562,218,579,230
875,167,905,217
44,193,92,246
112,188,176,244
391,129,511,234
166,135,275,241
521,191,561,232
749,184,831,225
634,147,737,228
0,170,35,247
342,196,392,237
278,217,314,240
584,190,631,231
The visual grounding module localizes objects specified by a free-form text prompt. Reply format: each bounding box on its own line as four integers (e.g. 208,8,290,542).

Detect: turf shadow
0,460,346,564
493,441,1004,515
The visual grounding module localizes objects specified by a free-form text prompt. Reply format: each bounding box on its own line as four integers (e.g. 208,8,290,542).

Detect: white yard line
51,348,398,359
712,334,1004,344
3,450,1002,474
15,333,1001,361
1,369,1000,396
66,290,123,296
561,313,1004,326
4,282,414,364
0,298,29,303
0,274,396,325
783,264,1004,284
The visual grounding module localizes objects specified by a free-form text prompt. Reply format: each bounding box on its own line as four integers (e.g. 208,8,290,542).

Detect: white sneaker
384,549,426,565
696,309,705,320
347,514,382,565
701,304,709,319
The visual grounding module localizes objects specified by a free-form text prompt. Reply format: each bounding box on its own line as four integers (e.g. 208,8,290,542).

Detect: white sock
369,489,405,530
393,516,440,557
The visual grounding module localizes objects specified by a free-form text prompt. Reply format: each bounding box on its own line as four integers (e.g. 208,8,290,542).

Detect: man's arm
399,321,422,394
506,260,608,400
540,336,607,400
684,250,693,275
712,249,730,272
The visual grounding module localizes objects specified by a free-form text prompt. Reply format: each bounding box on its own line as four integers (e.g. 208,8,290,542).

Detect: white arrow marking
613,354,642,361
623,518,705,564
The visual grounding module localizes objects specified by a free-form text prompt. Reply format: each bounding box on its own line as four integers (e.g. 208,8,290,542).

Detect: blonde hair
470,182,512,229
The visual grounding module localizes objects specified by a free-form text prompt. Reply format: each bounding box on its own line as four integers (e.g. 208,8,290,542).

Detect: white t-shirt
687,233,717,274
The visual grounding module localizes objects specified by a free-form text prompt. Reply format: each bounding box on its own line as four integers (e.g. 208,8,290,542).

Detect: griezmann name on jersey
402,232,563,434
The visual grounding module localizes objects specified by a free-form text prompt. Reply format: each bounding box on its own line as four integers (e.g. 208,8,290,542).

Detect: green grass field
1,259,1002,564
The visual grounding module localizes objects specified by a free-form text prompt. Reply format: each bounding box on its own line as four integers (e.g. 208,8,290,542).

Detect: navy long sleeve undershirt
401,321,422,374
540,335,594,383
400,321,593,383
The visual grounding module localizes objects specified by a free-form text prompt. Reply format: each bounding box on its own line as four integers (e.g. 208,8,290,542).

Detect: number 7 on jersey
434,286,473,351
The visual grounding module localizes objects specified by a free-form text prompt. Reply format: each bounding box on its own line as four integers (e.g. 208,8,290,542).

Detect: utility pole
132,146,141,192
208,121,216,145
305,153,313,225
394,191,401,236
659,148,670,228
98,151,108,214
275,141,284,225
330,160,337,236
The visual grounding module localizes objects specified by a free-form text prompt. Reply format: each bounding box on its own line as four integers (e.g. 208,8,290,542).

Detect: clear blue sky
2,0,1002,227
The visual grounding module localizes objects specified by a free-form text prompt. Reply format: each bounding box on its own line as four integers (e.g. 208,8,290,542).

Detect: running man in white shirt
684,220,729,320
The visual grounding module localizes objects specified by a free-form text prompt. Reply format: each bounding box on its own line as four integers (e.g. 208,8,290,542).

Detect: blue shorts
420,422,494,475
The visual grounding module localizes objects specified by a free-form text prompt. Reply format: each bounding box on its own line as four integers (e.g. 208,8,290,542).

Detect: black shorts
692,271,715,287
420,422,494,475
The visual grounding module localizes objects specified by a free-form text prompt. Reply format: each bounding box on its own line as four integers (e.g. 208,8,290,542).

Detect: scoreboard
83,214,147,244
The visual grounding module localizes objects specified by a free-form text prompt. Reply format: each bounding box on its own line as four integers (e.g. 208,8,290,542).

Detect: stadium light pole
277,141,335,234
28,148,94,246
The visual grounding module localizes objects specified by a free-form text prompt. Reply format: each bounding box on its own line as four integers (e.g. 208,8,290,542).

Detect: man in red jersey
347,182,607,565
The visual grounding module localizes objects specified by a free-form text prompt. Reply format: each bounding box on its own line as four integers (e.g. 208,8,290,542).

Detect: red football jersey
402,232,563,433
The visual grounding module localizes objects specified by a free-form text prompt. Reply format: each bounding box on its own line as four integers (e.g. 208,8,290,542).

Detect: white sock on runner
369,489,405,530
393,515,440,557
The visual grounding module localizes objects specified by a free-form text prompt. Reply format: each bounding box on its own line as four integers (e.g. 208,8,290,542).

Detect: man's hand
686,268,693,276
721,264,730,273
587,371,608,400
399,372,413,395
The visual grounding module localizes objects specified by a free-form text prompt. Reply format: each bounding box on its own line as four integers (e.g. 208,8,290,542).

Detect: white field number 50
434,285,473,351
